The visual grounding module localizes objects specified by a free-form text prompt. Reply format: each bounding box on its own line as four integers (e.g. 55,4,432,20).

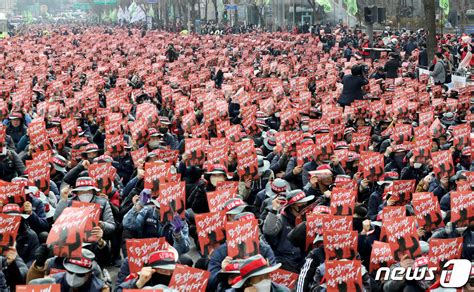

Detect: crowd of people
0,22,473,292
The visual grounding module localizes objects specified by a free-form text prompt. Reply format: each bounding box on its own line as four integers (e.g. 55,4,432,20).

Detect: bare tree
249,0,266,27
212,0,219,22
423,0,437,62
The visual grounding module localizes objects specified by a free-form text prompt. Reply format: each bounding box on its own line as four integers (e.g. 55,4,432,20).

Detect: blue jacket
208,241,276,291
263,212,303,273
123,205,190,255
52,272,106,292
428,179,449,202
367,190,383,221
26,195,50,233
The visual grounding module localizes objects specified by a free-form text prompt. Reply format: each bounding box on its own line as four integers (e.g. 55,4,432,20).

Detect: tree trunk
164,0,169,27
212,0,218,22
423,0,437,63
205,0,209,22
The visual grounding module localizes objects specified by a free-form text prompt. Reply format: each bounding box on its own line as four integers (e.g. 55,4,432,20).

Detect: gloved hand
139,189,151,206
170,214,185,234
35,244,51,268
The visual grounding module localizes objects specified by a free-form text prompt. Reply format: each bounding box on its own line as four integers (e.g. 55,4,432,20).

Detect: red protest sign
270,269,299,289
431,150,455,180
206,188,237,212
369,241,395,273
412,137,431,164
236,150,258,179
28,118,52,153
412,192,444,232
144,162,171,196
125,237,171,273
314,133,334,162
46,207,93,258
326,260,363,292
324,230,358,260
27,161,50,195
384,216,421,261
185,138,206,166
152,149,180,165
61,117,78,138
215,181,239,192
169,264,210,292
359,152,384,181
89,163,116,195
158,181,186,223
330,187,356,216
452,123,470,151
16,284,61,292
195,211,226,256
349,133,370,153
225,218,259,259
0,180,25,205
450,191,474,227
322,215,353,231
207,145,229,168
71,201,101,243
131,147,148,168
380,206,407,222
106,133,124,157
388,180,416,206
296,142,315,166
391,124,412,144
0,214,21,248
428,238,463,271
306,212,324,251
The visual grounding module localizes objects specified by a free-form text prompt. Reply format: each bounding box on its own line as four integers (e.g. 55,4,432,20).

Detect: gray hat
265,178,291,198
223,198,248,215
63,249,95,274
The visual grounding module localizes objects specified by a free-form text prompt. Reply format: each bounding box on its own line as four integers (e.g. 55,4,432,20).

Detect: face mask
159,128,168,134
65,271,88,288
78,193,93,202
414,163,422,169
149,140,161,149
210,175,226,187
150,273,172,286
253,279,272,292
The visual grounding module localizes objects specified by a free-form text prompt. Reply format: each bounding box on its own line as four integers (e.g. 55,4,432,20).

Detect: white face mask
149,140,161,149
78,193,93,202
210,175,226,187
253,279,272,292
65,271,88,288
413,163,422,169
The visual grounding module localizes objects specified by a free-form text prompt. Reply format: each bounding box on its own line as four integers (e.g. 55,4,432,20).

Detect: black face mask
149,273,172,286
159,128,168,134
460,157,470,169
353,217,364,233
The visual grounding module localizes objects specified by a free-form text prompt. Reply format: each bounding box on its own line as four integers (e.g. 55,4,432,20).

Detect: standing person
430,52,446,85
337,65,369,107
344,42,353,61
384,52,401,79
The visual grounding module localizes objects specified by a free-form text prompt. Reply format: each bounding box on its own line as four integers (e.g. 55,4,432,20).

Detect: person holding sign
54,178,116,236
263,190,314,272
231,254,288,291
122,189,190,255
118,249,178,290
